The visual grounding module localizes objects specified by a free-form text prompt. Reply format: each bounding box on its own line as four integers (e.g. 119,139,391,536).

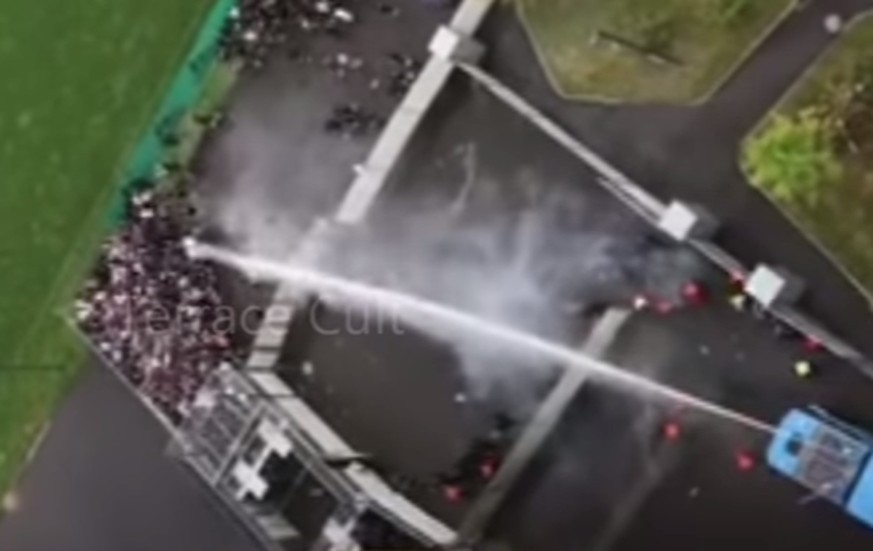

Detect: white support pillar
429,26,484,64
657,200,718,242
745,265,804,308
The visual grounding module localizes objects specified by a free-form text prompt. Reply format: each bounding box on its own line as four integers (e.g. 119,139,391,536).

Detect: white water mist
189,241,775,435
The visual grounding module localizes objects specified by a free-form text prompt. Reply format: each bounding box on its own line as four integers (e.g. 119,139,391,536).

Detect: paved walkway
699,0,871,145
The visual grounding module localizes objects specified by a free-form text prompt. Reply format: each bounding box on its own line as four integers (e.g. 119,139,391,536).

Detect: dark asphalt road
600,298,873,551
608,421,872,551
272,77,711,531
0,366,262,551
479,0,873,359
463,5,873,545
276,10,873,548
487,384,873,551
486,385,669,551
215,3,873,549
483,294,873,551
278,305,500,526
611,296,873,429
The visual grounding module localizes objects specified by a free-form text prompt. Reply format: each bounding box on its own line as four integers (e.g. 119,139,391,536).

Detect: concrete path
698,0,870,145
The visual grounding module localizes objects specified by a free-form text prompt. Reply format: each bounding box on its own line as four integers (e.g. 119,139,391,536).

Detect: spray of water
188,240,776,435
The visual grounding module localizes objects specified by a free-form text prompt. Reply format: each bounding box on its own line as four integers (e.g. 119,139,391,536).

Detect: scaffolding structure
170,366,452,551
170,367,362,551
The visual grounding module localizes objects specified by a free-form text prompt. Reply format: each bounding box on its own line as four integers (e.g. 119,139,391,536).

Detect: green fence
108,0,237,225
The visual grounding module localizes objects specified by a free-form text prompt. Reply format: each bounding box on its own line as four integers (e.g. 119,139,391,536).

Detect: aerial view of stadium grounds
5,1,873,550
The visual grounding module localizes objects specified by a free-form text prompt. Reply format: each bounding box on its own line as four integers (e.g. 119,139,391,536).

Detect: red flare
480,458,498,479
663,421,682,441
633,294,650,311
681,281,707,306
443,484,464,503
803,336,823,353
729,270,746,288
735,451,755,472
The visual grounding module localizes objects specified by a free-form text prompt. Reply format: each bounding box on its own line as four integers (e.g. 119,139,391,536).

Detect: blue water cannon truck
768,407,873,528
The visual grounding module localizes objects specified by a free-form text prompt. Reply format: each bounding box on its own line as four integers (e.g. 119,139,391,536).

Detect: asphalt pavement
0,366,262,551
271,75,712,533
283,8,873,546
483,292,873,551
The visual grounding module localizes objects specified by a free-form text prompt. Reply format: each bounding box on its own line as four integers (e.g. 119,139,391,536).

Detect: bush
745,108,843,206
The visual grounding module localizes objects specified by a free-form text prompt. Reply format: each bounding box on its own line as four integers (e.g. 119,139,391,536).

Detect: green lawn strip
0,45,243,500
0,1,240,499
0,0,215,498
742,16,873,303
171,60,242,167
0,158,120,505
517,0,794,103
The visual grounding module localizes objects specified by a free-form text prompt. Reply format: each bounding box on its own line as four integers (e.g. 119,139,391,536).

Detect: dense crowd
76,188,242,425
75,0,452,427
219,0,356,68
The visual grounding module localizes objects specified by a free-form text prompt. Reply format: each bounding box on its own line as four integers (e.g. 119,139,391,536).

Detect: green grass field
742,17,873,303
517,0,793,103
0,0,214,499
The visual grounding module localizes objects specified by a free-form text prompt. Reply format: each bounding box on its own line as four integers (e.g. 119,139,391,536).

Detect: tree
744,108,842,206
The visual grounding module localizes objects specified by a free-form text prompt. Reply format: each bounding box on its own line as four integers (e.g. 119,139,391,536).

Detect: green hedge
109,0,236,225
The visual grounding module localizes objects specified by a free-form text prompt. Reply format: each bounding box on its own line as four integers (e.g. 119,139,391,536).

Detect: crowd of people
76,188,243,425
219,0,429,137
219,0,359,69
74,0,452,428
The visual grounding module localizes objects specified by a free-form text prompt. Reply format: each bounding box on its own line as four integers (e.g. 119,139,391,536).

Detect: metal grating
797,425,869,503
177,367,263,480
